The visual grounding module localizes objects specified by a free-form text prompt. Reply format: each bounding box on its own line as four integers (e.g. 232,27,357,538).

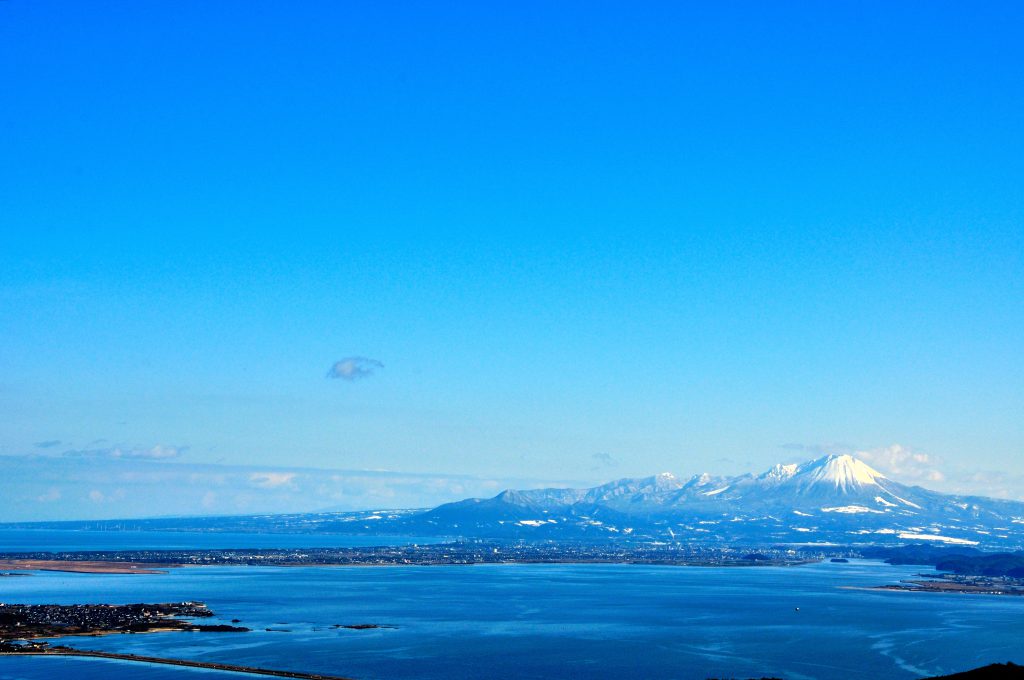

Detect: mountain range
8,454,1024,549
385,454,1024,548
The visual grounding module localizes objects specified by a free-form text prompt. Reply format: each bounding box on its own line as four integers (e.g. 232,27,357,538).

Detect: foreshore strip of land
0,559,172,574
874,576,1024,596
2,649,354,680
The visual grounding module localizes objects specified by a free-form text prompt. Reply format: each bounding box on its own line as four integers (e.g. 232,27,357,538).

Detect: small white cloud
856,444,945,483
248,472,297,489
87,488,125,503
327,357,384,381
36,488,61,502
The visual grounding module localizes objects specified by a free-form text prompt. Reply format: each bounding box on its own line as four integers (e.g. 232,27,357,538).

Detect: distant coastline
0,544,821,572
872,574,1024,596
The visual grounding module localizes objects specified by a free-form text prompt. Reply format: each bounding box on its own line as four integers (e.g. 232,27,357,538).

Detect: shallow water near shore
2,558,1024,680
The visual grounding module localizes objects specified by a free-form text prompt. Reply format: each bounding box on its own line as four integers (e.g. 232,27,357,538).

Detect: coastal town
0,601,246,640
0,542,827,571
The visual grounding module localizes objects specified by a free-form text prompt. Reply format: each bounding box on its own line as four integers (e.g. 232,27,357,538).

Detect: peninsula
0,602,247,638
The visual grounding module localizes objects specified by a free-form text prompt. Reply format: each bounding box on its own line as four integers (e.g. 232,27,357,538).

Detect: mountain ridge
403,454,1024,547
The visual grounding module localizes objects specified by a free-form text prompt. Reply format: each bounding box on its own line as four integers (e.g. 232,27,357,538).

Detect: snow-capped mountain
401,454,1024,548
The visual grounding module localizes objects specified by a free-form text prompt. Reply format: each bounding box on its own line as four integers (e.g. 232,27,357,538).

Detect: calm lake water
2,557,1023,680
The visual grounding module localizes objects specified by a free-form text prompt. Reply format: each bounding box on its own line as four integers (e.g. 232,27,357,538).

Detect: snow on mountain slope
759,463,799,483
410,454,1024,547
791,454,884,491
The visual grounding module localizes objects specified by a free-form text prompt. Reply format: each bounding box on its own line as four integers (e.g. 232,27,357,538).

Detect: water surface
2,559,1022,679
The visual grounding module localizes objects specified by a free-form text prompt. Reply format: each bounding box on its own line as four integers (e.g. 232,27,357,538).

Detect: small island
332,623,398,630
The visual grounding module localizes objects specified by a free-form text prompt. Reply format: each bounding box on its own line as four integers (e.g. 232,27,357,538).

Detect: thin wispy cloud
0,455,589,522
249,472,297,489
34,440,63,449
590,452,619,470
62,444,187,460
87,488,125,504
327,357,384,381
781,442,854,457
949,469,1024,500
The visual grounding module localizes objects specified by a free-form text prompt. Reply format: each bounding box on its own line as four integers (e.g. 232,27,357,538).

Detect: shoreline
2,649,353,680
0,557,819,574
0,560,171,574
840,582,1024,597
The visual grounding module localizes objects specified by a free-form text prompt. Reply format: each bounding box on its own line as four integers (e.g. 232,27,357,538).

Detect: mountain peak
798,454,886,491
759,463,799,482
683,472,717,488
649,472,683,491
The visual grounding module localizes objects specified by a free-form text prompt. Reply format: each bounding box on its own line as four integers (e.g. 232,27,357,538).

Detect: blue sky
1,1,1022,519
